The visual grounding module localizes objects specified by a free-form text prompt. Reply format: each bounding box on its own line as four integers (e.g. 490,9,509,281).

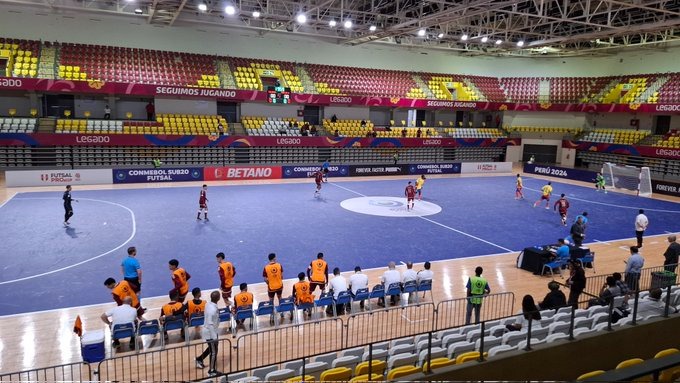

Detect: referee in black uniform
63,185,77,226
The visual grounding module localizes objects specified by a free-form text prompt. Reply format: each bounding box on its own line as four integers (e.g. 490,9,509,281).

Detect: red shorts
407,197,414,202
310,282,325,292
220,286,232,299
267,288,283,300
199,203,207,209
541,195,550,201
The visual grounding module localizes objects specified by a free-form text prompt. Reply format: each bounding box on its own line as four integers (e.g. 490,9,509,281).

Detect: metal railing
583,263,678,297
345,303,435,348
435,292,516,330
0,362,91,382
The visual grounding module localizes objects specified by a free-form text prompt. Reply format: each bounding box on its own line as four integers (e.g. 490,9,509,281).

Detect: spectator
416,128,422,138
637,288,679,317
293,121,299,128
663,235,680,273
195,291,221,377
402,262,418,303
612,272,631,307
310,125,318,136
538,281,567,310
506,295,541,332
292,272,314,317
371,131,377,138
360,119,366,127
330,114,337,123
288,120,293,128
145,101,155,121
635,209,649,248
100,296,138,349
625,246,644,291
217,123,225,136
328,267,348,315
301,127,309,136
401,128,407,138
392,152,399,165
333,129,340,137
348,266,369,309
566,260,586,306
570,216,586,247
378,262,401,307
465,266,490,324
590,276,621,307
104,105,111,120
416,261,434,285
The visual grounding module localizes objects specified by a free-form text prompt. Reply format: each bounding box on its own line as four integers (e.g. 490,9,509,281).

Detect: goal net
601,162,652,197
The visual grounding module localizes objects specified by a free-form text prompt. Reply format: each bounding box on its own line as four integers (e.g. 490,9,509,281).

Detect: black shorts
124,277,141,293
323,168,329,174
310,282,325,292
267,288,283,299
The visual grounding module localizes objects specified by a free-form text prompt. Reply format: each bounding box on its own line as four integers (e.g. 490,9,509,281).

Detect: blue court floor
1,175,680,316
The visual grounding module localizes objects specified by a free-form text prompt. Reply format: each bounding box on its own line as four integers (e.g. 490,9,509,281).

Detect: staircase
462,78,487,101
538,79,551,103
639,134,663,146
412,75,435,99
37,45,57,79
636,76,669,104
294,65,317,94
216,60,236,89
37,117,56,133
231,122,247,136
590,79,621,103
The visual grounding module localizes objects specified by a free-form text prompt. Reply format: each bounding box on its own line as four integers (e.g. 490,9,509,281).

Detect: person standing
216,252,236,306
168,259,191,303
263,253,284,306
195,291,221,377
595,172,607,193
307,252,328,293
625,246,644,291
121,246,142,294
566,260,586,306
570,216,586,247
321,159,330,183
104,277,145,317
312,170,324,197
465,266,490,325
63,185,77,227
533,181,552,209
635,209,649,248
415,175,426,200
146,101,155,121
663,235,680,273
405,181,416,211
104,105,111,120
553,193,570,226
197,185,209,221
515,174,524,200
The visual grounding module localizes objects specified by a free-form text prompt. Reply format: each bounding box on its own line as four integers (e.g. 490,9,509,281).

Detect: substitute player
63,185,77,226
169,259,192,303
216,252,236,306
405,181,416,211
415,175,426,200
554,193,570,226
312,170,324,197
263,253,284,308
307,252,328,293
197,184,209,221
104,277,145,317
595,172,607,193
515,174,525,200
533,181,553,209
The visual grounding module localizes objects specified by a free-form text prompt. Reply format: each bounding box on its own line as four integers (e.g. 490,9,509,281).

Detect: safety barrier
0,362,91,382
345,303,436,348
435,292,516,331
583,263,678,297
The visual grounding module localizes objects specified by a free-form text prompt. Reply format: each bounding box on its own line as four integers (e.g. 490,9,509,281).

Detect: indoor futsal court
2,174,680,316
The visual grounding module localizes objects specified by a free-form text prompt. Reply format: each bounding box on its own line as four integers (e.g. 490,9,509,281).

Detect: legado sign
113,168,203,183
6,169,113,187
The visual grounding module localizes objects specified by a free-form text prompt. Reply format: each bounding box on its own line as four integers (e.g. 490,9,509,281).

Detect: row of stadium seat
580,129,650,145
0,118,37,133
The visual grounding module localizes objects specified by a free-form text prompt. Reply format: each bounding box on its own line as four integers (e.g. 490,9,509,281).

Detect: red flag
73,315,83,337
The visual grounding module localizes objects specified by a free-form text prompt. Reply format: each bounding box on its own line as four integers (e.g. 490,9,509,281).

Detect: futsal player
216,252,236,306
405,181,416,211
307,252,328,293
312,170,324,197
515,174,524,200
263,253,284,308
322,159,330,183
553,193,570,226
197,184,209,221
533,181,553,209
63,185,77,226
169,259,191,303
415,175,426,200
595,173,607,193
104,277,145,317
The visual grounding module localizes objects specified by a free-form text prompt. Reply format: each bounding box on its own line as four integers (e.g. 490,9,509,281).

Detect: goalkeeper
595,172,607,193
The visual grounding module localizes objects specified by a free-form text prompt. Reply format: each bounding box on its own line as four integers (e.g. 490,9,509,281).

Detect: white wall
115,99,147,120
0,93,31,116
2,6,680,77
240,102,299,118
155,98,216,115
505,112,586,128
74,97,107,119
323,106,370,121
521,138,563,164
587,112,653,131
506,146,522,163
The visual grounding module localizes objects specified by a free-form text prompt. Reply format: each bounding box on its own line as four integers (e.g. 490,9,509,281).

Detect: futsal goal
601,162,652,197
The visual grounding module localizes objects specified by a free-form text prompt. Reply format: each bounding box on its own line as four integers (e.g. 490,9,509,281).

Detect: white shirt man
202,298,219,341
380,262,401,306
402,262,417,284
348,266,369,295
101,297,138,348
417,262,434,284
197,291,221,376
329,269,348,299
635,209,649,248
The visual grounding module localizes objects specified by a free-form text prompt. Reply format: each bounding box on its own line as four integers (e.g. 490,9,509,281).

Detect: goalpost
601,162,653,197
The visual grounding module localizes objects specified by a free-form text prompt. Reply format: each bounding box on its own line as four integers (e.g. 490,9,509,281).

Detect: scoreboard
267,85,291,104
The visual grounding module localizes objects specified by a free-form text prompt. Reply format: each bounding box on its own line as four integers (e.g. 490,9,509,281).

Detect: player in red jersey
553,193,570,226
197,184,209,221
405,181,416,211
312,170,323,197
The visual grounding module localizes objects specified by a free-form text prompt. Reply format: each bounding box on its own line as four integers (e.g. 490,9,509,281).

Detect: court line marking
331,182,513,253
593,239,611,245
0,191,18,210
401,313,428,323
523,185,680,214
0,197,137,285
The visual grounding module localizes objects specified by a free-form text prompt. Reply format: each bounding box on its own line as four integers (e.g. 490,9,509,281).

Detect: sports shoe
208,370,222,377
195,358,205,369
204,217,209,222
196,217,202,220
545,206,550,209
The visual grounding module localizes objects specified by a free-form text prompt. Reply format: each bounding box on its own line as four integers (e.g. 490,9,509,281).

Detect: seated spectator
402,262,417,303
637,288,679,317
333,129,340,137
160,292,187,340
378,262,401,307
288,121,293,128
301,128,309,136
555,238,570,260
365,131,372,138
360,120,366,127
349,266,369,309
612,272,631,307
372,131,377,138
401,128,407,138
293,121,299,128
217,123,224,136
310,125,318,136
589,276,621,307
330,114,337,123
506,295,541,332
416,261,434,285
101,296,138,349
538,281,567,310
416,128,422,138
185,287,206,319
328,268,348,316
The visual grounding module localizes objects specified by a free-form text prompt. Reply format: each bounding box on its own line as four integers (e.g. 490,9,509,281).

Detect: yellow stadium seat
355,360,386,376
422,357,456,372
616,358,651,383
386,365,419,380
655,349,680,383
285,375,314,382
348,374,383,383
456,351,483,364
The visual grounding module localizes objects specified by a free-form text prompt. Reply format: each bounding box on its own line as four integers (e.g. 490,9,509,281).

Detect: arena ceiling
4,0,680,57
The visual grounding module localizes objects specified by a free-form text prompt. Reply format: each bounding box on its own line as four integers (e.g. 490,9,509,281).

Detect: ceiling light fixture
517,40,525,47
296,14,307,24
495,39,502,45
461,34,468,41
417,28,426,37
224,5,235,15
329,19,337,27
344,20,352,29
369,25,377,32
481,36,488,43
252,10,261,18
134,7,143,14
437,33,444,38
197,3,207,11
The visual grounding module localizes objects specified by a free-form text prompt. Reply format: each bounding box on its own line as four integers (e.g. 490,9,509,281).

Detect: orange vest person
307,252,328,292
263,253,284,304
160,292,186,340
168,259,191,302
293,272,314,317
216,252,236,305
104,277,145,317
233,283,254,325
185,287,206,319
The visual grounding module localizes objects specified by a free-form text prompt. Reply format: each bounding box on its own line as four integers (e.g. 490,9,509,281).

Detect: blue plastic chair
112,322,135,354
295,302,315,323
136,319,161,351
542,257,568,278
163,316,185,343
576,252,595,273
315,292,335,317
353,288,370,310
255,301,275,328
402,280,418,304
335,290,352,315
369,285,386,309
218,307,232,334
234,305,254,333
386,282,402,304
276,297,295,323
186,314,204,344
417,279,433,302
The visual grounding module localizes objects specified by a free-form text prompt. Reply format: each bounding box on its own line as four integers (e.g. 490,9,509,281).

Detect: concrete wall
0,92,31,116
323,106,370,121
505,111,587,128
154,98,217,116
240,102,300,119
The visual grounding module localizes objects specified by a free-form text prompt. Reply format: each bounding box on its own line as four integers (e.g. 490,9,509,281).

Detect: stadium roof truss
4,0,680,56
